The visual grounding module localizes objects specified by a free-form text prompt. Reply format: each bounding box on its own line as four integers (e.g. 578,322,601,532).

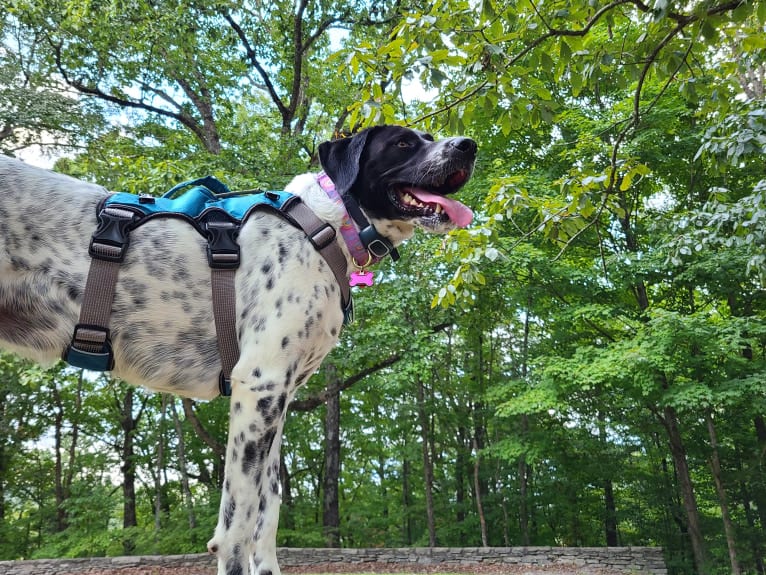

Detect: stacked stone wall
0,547,667,575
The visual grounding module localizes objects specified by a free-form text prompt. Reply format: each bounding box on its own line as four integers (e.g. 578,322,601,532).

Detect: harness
63,176,352,396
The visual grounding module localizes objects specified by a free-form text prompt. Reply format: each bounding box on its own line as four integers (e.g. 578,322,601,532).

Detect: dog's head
318,125,476,244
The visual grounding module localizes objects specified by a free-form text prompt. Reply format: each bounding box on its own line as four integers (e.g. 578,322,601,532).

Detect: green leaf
559,39,572,64
620,171,633,191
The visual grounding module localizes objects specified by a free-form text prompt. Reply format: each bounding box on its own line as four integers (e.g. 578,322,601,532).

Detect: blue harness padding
104,176,297,233
64,176,353,396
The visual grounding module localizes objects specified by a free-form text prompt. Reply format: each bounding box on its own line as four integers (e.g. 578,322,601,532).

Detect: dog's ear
318,128,375,195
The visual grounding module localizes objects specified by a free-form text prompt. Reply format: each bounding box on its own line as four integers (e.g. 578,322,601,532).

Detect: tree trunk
754,415,766,533
706,413,741,574
661,405,709,574
118,387,140,554
473,437,488,547
416,377,436,546
599,411,618,546
154,395,168,534
52,379,67,532
519,292,532,545
279,452,294,531
518,450,531,545
604,478,618,546
170,399,196,529
181,398,225,487
65,372,83,509
472,400,489,544
51,371,84,533
378,454,389,522
0,433,5,524
323,364,341,548
736,458,765,575
402,451,413,545
456,424,467,528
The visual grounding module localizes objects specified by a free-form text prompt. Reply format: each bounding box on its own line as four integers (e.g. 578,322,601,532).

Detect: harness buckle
205,219,240,269
64,324,115,371
90,206,137,263
308,223,336,251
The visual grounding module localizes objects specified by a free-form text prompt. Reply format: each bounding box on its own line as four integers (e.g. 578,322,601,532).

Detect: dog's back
0,157,344,400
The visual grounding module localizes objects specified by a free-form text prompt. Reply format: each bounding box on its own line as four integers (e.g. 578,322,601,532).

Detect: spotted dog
0,125,476,575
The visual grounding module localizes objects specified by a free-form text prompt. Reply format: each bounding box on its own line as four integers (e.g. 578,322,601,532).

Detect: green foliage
1,1,766,573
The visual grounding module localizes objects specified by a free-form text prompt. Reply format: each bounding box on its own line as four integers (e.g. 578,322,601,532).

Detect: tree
2,1,766,572
0,19,100,155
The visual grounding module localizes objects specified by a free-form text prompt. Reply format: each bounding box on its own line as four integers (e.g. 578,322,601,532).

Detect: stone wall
0,547,667,575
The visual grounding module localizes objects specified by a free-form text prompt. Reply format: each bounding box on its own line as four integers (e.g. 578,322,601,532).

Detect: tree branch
48,38,210,148
223,12,288,118
181,398,226,459
410,0,746,127
285,0,310,129
290,354,402,411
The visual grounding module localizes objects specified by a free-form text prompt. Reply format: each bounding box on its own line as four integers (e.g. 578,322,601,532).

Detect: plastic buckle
89,207,136,262
308,223,336,251
64,325,115,371
218,372,232,397
205,220,240,269
343,296,355,325
359,225,395,259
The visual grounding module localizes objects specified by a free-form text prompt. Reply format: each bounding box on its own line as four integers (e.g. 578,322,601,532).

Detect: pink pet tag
349,270,374,287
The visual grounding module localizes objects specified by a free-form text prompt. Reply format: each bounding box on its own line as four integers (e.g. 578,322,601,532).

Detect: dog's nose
449,137,477,157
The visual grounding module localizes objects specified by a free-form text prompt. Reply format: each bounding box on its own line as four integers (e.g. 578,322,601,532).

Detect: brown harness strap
213,200,351,396
66,197,351,397
282,200,352,309
65,206,137,370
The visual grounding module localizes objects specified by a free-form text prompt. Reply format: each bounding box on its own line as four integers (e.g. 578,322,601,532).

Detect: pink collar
316,172,379,268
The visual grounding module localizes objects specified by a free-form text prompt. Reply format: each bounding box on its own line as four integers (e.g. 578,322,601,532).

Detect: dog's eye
396,140,413,148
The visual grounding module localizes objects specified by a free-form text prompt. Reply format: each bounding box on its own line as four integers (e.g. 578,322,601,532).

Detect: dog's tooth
435,205,443,214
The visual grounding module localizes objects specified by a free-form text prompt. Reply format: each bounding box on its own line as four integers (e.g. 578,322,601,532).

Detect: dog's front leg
250,422,286,575
208,375,289,575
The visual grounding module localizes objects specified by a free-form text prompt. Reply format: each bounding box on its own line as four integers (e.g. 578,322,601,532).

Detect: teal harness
103,176,295,240
93,177,299,271
64,176,352,396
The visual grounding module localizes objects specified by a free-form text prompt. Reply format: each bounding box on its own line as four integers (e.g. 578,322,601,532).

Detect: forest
0,1,764,574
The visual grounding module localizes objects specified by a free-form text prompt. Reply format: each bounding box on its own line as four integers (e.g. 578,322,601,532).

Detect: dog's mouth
390,170,473,228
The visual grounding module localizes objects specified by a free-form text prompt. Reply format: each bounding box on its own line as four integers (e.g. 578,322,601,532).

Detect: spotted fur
0,126,476,575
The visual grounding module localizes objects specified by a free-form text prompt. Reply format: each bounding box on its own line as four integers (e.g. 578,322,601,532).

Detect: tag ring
353,251,374,269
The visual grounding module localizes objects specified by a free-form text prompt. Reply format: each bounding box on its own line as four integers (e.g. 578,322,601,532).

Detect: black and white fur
0,125,476,575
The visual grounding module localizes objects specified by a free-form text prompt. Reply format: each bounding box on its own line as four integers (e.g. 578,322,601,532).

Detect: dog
0,125,476,575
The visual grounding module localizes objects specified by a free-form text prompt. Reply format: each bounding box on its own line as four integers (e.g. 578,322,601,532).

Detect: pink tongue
408,188,473,227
